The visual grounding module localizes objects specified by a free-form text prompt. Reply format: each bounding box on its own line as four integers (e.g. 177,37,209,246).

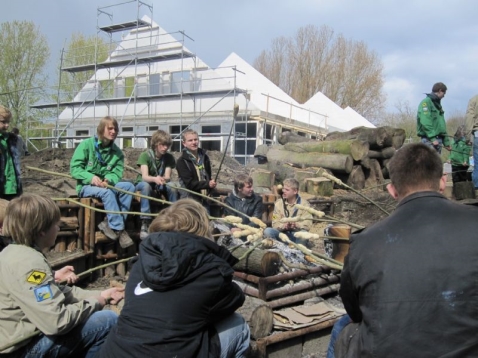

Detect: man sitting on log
264,178,312,245
327,143,478,358
223,174,264,232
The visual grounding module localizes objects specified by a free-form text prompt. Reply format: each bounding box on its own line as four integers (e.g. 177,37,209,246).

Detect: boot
116,230,134,249
98,219,118,241
140,220,151,240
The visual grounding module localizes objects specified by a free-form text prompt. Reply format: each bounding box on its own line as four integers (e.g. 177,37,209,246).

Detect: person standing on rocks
416,82,451,154
0,105,22,200
176,129,216,209
135,130,177,239
70,116,134,248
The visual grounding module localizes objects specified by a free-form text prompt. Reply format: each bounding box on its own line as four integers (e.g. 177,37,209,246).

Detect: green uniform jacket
0,245,102,354
466,94,478,134
271,195,312,231
70,137,125,194
135,150,176,184
449,139,471,166
417,96,450,147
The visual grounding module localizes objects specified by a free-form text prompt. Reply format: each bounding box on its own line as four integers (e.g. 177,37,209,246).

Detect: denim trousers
80,182,135,231
263,227,298,242
421,137,443,154
21,310,118,358
214,312,250,358
326,314,352,358
473,138,478,188
135,181,177,220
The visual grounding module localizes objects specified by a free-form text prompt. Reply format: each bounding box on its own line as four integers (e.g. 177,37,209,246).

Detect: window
161,73,170,94
115,78,125,97
170,125,188,135
264,124,273,140
235,123,257,137
147,126,159,131
297,131,306,137
201,140,221,151
202,125,221,134
75,130,89,136
171,71,190,93
149,74,160,95
170,125,189,152
122,127,133,132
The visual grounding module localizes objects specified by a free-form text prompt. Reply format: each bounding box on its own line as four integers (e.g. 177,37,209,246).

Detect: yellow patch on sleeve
27,271,47,285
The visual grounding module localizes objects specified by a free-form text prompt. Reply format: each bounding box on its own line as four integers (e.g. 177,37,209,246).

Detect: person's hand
91,176,103,187
55,266,79,285
209,180,217,189
445,146,451,151
100,287,125,306
155,176,166,186
432,140,439,146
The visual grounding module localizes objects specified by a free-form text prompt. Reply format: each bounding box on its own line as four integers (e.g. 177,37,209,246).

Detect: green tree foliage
0,21,50,128
254,25,385,120
57,33,111,102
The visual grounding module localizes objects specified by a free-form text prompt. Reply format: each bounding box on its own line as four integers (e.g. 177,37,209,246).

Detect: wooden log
328,224,351,263
364,159,384,188
237,296,273,340
326,126,388,149
453,181,476,200
54,238,66,253
294,170,316,192
254,144,271,158
278,131,315,145
347,165,365,190
231,247,282,277
251,170,275,189
267,148,353,174
360,156,371,169
116,262,126,277
81,198,91,252
381,158,391,179
368,147,396,159
382,126,406,149
285,139,369,161
306,178,334,197
59,216,79,231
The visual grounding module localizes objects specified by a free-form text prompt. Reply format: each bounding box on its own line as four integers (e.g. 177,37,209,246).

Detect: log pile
255,126,406,192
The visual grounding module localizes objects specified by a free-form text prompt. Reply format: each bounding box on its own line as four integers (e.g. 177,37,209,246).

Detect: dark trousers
451,165,472,183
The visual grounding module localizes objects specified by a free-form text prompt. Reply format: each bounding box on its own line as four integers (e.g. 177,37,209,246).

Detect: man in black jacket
224,174,263,229
176,129,216,209
329,143,478,358
99,199,249,358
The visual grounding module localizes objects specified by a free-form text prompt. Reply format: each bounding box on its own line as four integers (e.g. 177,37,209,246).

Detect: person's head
3,194,61,252
149,199,211,239
432,82,447,99
97,116,119,143
0,199,9,234
11,127,19,135
181,129,199,153
0,105,12,134
151,130,172,157
387,143,445,201
454,125,467,141
282,178,299,201
234,174,254,198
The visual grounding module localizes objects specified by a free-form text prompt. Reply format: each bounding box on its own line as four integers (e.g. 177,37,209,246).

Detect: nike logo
134,281,153,296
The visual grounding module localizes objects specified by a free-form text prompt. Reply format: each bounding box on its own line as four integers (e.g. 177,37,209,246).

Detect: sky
2,0,478,117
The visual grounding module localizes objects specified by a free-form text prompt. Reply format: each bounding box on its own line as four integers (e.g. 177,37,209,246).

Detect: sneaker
116,230,134,249
98,219,118,241
140,220,150,240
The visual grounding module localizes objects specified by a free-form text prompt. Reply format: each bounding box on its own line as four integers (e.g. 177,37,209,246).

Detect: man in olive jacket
330,143,478,357
465,94,478,187
416,82,451,153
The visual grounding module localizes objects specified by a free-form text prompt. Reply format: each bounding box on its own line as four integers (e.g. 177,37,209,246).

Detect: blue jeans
327,314,352,358
215,312,250,358
421,136,443,154
264,227,300,242
21,310,118,358
135,181,177,220
80,182,135,231
473,138,478,188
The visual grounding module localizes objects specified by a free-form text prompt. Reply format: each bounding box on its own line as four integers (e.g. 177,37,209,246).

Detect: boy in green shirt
135,130,177,239
449,125,472,183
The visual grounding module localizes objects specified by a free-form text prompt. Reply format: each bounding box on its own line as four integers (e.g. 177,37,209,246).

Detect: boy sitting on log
264,178,312,246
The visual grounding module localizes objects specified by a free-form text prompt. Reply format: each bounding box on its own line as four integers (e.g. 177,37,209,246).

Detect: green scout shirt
449,138,471,166
417,96,450,147
135,150,176,184
0,134,17,194
70,136,125,194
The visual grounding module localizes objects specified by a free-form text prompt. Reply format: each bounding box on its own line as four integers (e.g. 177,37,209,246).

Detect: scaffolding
29,0,327,164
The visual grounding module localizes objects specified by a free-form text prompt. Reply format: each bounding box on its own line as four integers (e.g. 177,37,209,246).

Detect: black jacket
99,232,245,358
224,190,264,226
340,191,478,357
176,148,212,198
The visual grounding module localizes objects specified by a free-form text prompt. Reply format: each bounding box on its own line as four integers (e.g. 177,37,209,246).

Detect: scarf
185,148,208,196
428,93,444,115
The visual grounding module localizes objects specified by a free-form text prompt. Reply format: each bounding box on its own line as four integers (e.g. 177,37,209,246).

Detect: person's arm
70,140,95,184
417,99,438,141
339,239,363,323
176,158,209,191
466,96,478,134
251,195,264,220
271,200,286,231
208,279,245,323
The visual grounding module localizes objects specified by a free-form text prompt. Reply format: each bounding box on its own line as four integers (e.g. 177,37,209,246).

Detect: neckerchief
184,148,208,196
283,195,301,218
94,136,108,166
148,149,165,177
427,93,444,115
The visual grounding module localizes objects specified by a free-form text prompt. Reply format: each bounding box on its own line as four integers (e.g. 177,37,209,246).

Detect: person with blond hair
70,116,134,248
0,194,124,357
0,105,22,200
99,198,250,358
135,130,177,239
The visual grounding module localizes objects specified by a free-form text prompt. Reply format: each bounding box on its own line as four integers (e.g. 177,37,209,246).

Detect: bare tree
254,25,385,120
0,21,50,127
